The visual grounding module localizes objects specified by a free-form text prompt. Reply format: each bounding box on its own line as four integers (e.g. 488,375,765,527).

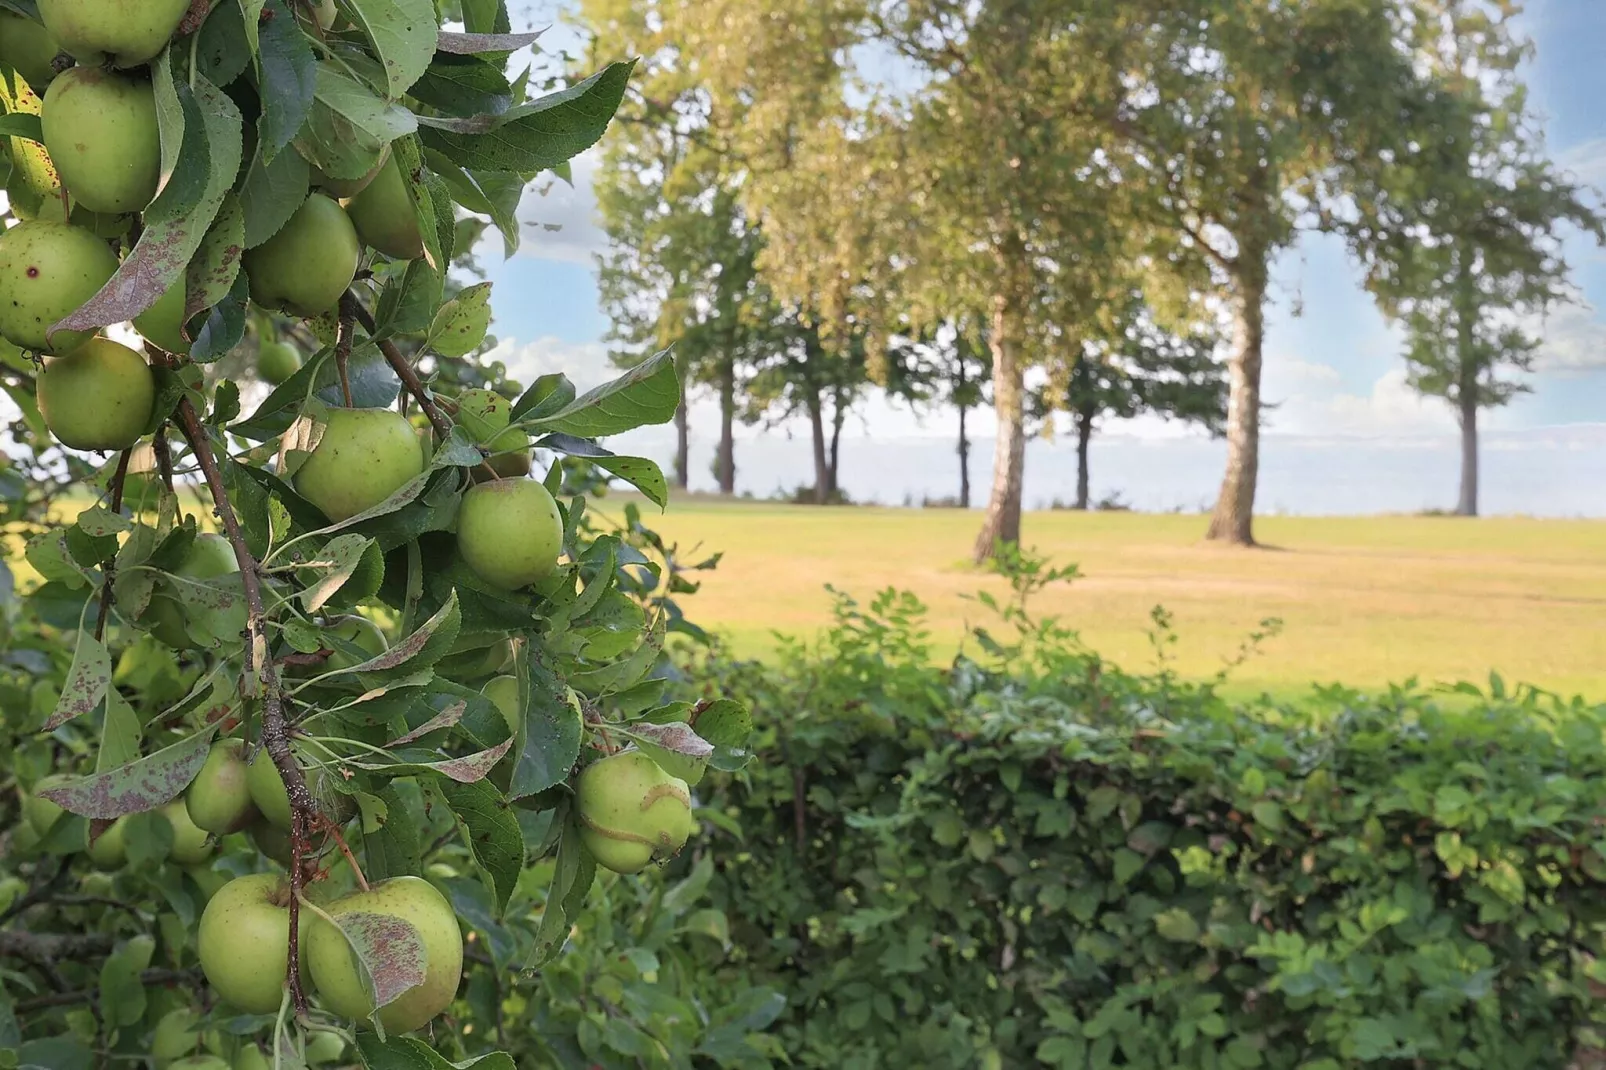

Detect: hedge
670,584,1606,1069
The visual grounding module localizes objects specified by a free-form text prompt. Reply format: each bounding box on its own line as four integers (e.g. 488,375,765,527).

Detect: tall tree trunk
957,401,971,509
972,290,1026,563
716,355,736,495
1205,243,1269,547
827,385,845,499
1456,399,1478,517
672,396,689,491
1454,259,1478,517
1074,403,1093,511
804,386,829,505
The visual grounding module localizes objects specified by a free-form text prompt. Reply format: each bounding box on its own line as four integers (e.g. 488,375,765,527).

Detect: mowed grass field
601,496,1606,701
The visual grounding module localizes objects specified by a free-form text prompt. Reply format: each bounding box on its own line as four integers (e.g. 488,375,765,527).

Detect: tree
1359,0,1604,516
898,317,992,507
1038,299,1225,510
1100,0,1467,544
0,2,755,1064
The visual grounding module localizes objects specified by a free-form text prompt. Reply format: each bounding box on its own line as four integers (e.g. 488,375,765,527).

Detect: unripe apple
37,338,155,450
456,479,563,590
481,675,519,735
185,738,257,834
293,407,425,521
309,146,387,198
233,1045,271,1070
168,1059,229,1070
576,750,696,875
23,772,70,834
0,12,61,90
344,152,423,260
42,67,160,212
87,815,128,868
323,613,389,671
146,533,239,648
4,73,62,219
305,1030,345,1065
197,873,310,1014
256,339,301,385
162,799,213,865
185,863,227,906
455,389,529,480
243,193,359,318
134,278,191,355
306,876,463,1033
0,219,119,353
37,0,191,68
150,1006,201,1068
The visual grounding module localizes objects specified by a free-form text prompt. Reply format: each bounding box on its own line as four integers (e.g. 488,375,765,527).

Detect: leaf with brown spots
435,30,542,54
44,631,110,731
349,589,460,675
621,720,713,787
345,0,437,98
52,72,242,337
440,778,523,915
385,700,466,747
183,192,245,325
39,725,218,819
328,910,427,1014
340,737,512,784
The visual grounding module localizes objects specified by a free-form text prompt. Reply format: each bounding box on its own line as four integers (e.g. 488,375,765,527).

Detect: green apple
42,67,159,212
243,193,359,318
293,407,425,522
0,11,61,90
576,750,696,875
3,72,62,220
256,339,301,385
23,772,70,834
146,533,239,649
37,338,155,450
134,277,191,355
197,873,309,1014
310,145,387,198
0,220,119,353
482,675,519,735
37,0,191,68
185,738,256,834
455,389,530,480
185,863,228,906
456,479,563,589
323,614,389,671
150,1007,201,1068
233,1044,271,1070
86,815,129,868
168,1059,229,1070
162,799,213,865
246,746,354,831
343,152,423,260
305,1030,345,1065
306,875,462,1033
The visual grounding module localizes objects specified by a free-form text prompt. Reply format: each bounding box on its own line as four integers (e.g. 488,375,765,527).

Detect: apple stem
322,817,371,893
93,449,132,641
334,302,356,408
161,350,318,1019
344,292,506,482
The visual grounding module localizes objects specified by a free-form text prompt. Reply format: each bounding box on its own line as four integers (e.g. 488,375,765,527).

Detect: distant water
609,423,1606,517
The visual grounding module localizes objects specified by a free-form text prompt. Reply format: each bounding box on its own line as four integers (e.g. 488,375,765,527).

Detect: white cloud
1533,301,1606,370
1560,138,1606,189
487,335,613,390
513,151,607,266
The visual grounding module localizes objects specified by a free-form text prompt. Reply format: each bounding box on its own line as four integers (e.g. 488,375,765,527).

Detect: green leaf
169,570,248,651
196,0,251,87
0,112,40,141
411,55,513,118
98,935,155,1028
362,783,423,882
37,725,217,818
184,192,246,324
440,778,524,916
298,534,377,612
528,812,595,970
419,61,635,172
54,72,241,337
75,505,131,536
527,348,679,439
96,690,142,772
1154,908,1201,943
346,0,438,98
240,136,311,248
534,434,669,508
424,281,492,357
44,630,110,730
256,0,316,159
232,344,400,439
510,373,575,421
373,259,443,335
691,699,753,772
313,63,418,142
354,1036,514,1070
508,650,581,799
347,589,461,676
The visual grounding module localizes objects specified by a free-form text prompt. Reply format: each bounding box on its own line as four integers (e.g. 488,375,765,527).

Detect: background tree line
580,0,1600,556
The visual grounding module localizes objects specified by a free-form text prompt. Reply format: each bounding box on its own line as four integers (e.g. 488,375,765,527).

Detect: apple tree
0,0,759,1066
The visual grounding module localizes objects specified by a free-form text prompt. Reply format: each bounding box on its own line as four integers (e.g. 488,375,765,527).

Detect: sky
482,2,1606,513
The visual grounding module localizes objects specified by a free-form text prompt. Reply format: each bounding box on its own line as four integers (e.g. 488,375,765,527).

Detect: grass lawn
598,495,1606,702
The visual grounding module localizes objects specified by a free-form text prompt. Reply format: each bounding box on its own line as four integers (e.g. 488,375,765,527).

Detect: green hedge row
673,587,1606,1069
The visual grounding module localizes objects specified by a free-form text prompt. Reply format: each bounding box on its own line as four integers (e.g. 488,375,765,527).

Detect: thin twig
162,352,316,1017
94,449,132,640
15,968,200,1013
321,819,370,892
0,930,116,963
152,428,176,493
334,301,356,408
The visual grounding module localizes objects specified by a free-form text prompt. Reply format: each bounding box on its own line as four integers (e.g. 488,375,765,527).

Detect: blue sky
483,0,1606,485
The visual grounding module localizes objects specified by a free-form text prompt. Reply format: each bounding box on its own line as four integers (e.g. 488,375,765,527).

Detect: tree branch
161,358,315,1018
344,293,451,441
15,968,200,1013
334,302,356,408
0,930,115,964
